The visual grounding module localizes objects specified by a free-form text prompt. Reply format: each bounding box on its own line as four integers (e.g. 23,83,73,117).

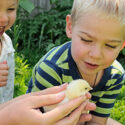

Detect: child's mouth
85,62,99,69
0,26,5,36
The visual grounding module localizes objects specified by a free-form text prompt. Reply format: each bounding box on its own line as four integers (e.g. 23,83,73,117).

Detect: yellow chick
43,79,92,112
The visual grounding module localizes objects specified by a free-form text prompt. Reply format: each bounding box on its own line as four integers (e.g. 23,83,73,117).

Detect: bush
14,53,32,97
7,0,72,66
111,98,125,124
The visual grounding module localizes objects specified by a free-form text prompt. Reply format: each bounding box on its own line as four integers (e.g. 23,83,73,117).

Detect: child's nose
0,12,8,26
89,45,102,59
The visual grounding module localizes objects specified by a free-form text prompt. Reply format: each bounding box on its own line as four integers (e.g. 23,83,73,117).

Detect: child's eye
81,38,92,42
8,8,16,12
105,44,117,48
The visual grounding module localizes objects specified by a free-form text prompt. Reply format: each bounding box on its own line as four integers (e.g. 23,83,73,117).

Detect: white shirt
0,33,15,103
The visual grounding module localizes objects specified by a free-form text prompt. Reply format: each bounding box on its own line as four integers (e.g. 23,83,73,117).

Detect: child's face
66,12,125,76
0,0,18,37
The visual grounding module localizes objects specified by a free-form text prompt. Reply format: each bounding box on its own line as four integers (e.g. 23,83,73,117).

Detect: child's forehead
0,0,18,6
74,10,124,28
73,11,125,41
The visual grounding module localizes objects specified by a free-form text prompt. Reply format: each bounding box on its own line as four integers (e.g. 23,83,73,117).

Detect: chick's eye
85,88,88,90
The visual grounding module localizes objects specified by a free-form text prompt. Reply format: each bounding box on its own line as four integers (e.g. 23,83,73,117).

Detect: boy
0,1,95,124
27,0,125,124
0,0,18,103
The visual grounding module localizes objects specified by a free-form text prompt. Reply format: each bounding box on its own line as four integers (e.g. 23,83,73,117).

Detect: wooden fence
30,0,51,15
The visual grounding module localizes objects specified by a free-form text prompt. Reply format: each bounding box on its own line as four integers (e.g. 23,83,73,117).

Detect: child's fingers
0,82,7,87
0,75,8,87
0,64,8,70
0,70,8,76
0,76,8,82
0,61,7,64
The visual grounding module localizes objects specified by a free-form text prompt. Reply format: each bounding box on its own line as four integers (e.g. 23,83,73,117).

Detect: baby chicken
43,79,92,112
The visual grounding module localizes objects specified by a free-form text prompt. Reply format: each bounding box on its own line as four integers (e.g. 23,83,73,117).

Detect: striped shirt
27,41,125,117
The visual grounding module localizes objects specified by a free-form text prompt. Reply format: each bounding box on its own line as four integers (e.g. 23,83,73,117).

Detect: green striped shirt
27,41,125,117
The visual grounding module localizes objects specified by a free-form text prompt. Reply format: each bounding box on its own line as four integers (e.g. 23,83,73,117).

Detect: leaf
19,0,35,13
122,48,125,55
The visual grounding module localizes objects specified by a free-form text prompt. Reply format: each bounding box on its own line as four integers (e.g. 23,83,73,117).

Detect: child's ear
121,41,125,50
66,15,72,38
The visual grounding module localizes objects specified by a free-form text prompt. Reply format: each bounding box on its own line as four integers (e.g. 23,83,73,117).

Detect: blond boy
28,0,125,124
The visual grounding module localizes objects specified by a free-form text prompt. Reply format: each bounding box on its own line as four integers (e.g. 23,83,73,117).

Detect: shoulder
36,41,71,68
106,60,125,85
111,60,125,74
2,33,12,43
45,41,71,62
1,33,15,53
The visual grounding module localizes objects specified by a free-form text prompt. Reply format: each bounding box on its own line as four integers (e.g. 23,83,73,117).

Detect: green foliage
117,85,125,100
19,0,35,13
8,0,72,65
110,85,125,124
50,0,73,11
14,53,32,97
118,46,125,70
7,24,21,50
111,99,125,125
121,48,125,56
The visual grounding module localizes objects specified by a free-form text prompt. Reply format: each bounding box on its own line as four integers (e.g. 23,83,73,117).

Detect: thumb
29,92,65,109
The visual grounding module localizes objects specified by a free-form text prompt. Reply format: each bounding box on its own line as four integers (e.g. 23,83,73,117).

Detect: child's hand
0,61,8,87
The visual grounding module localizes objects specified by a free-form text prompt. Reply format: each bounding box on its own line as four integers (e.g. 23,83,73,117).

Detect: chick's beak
89,86,93,91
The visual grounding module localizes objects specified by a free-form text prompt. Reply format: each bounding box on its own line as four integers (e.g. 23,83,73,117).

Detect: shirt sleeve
31,60,63,92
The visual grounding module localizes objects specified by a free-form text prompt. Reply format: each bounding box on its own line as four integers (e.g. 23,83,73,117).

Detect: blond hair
71,0,125,26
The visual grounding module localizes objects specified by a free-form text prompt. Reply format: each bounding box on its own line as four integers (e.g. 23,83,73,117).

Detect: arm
31,60,63,92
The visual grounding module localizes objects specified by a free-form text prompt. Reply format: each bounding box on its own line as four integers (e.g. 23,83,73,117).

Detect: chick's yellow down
43,79,92,112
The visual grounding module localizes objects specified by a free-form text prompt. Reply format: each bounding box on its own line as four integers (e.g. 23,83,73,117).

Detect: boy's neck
80,70,104,88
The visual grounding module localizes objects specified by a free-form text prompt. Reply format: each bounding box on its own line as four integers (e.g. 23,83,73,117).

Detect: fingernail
57,92,65,98
81,95,87,100
60,83,68,88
